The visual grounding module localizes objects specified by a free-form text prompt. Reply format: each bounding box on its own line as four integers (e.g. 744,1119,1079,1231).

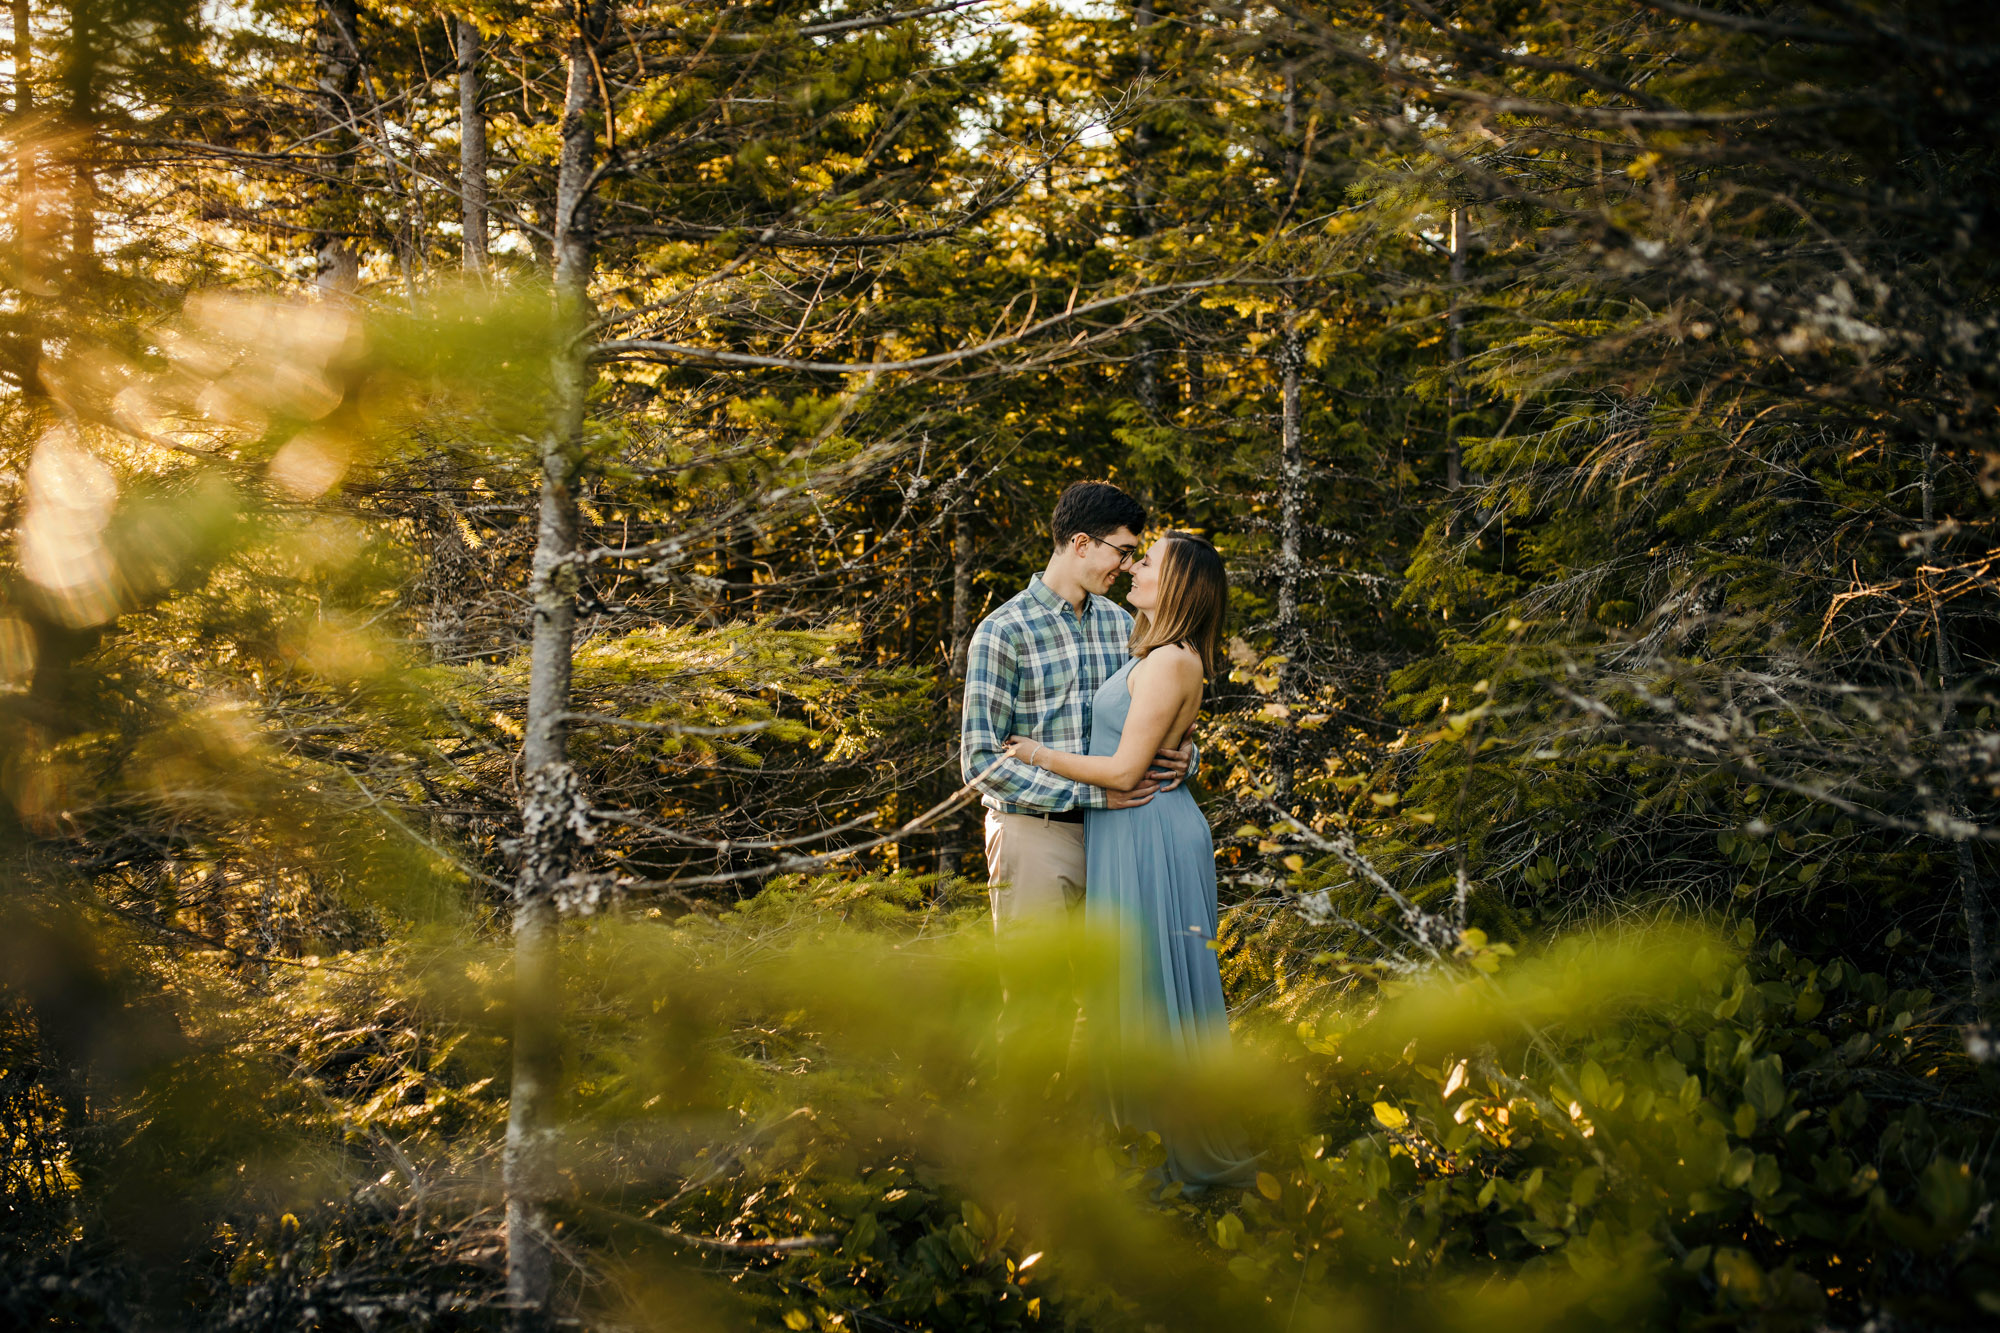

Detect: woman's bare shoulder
1136,643,1205,688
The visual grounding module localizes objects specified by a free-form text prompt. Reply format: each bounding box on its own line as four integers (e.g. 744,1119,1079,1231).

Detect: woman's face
1125,537,1175,612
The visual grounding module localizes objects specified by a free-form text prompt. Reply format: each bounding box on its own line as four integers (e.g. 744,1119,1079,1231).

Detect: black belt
1030,808,1085,824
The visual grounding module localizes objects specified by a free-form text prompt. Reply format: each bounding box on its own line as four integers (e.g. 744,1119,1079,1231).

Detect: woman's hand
1002,734,1044,767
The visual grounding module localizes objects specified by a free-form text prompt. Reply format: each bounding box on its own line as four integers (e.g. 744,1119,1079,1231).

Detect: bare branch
593,276,1259,375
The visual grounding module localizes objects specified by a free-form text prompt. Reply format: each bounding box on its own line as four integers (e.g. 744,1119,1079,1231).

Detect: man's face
1075,525,1141,595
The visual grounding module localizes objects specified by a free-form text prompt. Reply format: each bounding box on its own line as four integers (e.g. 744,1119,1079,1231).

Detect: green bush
1228,920,1999,1330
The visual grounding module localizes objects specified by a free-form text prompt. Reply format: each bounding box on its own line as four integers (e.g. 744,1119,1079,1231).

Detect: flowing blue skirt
1085,783,1259,1189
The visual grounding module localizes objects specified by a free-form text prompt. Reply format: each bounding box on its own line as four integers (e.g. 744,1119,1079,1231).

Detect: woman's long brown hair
1128,532,1227,674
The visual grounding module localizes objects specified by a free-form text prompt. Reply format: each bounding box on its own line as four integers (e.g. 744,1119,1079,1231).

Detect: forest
2,0,1996,1328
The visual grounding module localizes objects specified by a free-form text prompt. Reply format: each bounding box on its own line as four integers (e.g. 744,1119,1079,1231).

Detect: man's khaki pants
984,810,1087,1077
984,809,1086,926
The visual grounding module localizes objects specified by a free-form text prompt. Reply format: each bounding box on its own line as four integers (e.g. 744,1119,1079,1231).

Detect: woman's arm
1004,648,1203,792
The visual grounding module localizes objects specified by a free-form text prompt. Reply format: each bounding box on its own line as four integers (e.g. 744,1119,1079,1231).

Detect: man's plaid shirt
960,574,1135,814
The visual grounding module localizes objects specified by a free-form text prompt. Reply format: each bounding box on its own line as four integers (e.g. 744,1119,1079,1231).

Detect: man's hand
1106,778,1161,810
1147,742,1194,791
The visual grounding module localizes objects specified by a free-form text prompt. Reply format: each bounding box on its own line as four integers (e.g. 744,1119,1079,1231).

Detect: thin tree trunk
1270,69,1307,809
724,527,756,617
11,0,45,409
1136,341,1160,424
417,16,490,668
323,9,424,290
14,0,36,292
69,150,89,273
938,507,978,880
1277,72,1305,641
1130,0,1161,439
420,486,471,661
506,4,603,1320
456,15,489,275
1275,322,1304,647
1955,812,1992,1040
314,0,362,294
1446,203,1466,493
64,0,94,275
1273,313,1305,809
948,510,978,684
1922,438,1992,1036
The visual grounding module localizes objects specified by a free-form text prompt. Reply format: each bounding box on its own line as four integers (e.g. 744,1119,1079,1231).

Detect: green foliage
6,2,2000,1330
1225,920,2000,1328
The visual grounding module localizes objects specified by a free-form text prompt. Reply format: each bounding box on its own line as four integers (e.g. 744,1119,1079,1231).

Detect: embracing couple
959,480,1256,1190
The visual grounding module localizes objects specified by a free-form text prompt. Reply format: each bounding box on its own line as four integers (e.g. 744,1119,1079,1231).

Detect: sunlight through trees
2,2,1996,1328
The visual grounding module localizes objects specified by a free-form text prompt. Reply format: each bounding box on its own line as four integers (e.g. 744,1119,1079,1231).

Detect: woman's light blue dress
1083,658,1258,1188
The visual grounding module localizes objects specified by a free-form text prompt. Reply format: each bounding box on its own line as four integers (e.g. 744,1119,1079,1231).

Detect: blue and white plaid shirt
960,573,1137,814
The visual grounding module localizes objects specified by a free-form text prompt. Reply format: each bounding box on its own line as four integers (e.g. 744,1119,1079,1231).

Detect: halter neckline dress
1083,657,1259,1188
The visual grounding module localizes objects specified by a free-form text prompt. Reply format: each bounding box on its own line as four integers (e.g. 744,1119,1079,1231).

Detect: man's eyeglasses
1088,534,1142,567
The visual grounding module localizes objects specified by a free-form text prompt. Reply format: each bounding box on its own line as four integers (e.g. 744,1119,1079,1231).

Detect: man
960,481,1194,930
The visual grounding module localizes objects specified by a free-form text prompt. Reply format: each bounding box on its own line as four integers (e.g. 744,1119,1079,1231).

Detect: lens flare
19,430,121,625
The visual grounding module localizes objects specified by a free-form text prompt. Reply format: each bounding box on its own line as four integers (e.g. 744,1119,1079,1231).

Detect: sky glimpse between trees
2,1,1998,1329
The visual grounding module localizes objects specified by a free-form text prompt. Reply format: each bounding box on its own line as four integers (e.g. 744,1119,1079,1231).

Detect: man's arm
961,619,1090,808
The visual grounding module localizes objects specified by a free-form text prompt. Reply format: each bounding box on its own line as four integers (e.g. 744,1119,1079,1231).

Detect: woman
1004,531,1258,1189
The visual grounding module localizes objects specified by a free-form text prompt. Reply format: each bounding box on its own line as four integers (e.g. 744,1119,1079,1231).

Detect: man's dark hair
1051,481,1146,547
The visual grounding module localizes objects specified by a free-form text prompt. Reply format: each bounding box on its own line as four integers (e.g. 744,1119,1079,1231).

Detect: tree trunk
1957,826,1992,1042
1446,203,1466,493
1273,312,1305,809
1922,437,1993,1038
420,483,471,661
506,5,603,1320
415,15,490,669
11,0,45,408
314,0,362,294
1129,0,1161,443
14,0,36,292
1275,321,1304,649
948,510,978,684
64,0,94,275
938,507,979,880
724,527,756,617
1270,69,1307,810
457,15,489,275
